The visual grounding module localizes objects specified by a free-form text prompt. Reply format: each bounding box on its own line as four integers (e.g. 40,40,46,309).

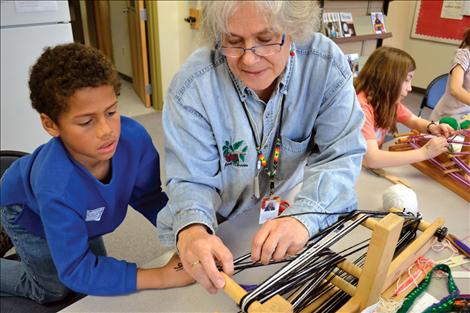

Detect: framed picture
411,0,469,45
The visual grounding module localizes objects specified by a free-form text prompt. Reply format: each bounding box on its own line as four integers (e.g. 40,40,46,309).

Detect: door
93,1,113,61
127,0,151,107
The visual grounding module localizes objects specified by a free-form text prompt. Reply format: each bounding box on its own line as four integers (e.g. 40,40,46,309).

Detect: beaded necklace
240,95,285,198
397,263,460,313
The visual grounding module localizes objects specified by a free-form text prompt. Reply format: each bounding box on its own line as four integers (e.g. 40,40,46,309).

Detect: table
61,164,469,312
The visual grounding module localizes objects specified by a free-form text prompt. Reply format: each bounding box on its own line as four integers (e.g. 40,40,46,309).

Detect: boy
0,43,192,304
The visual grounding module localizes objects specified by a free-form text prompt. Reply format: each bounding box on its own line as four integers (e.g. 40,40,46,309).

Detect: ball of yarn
460,120,470,130
439,117,458,130
382,184,418,215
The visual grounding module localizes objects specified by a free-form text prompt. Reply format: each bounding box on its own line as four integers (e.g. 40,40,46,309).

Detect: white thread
431,237,457,254
382,184,418,215
376,297,404,313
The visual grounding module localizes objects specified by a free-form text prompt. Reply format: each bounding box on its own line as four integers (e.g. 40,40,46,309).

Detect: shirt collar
279,42,295,94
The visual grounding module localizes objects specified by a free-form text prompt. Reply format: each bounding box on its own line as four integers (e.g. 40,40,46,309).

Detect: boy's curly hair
29,43,121,123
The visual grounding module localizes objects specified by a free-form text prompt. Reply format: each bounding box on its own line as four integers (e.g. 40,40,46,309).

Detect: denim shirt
158,33,366,247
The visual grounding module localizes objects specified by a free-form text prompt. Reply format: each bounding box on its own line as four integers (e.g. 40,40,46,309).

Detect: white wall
177,1,201,64
384,0,458,89
157,1,200,99
109,1,132,77
155,1,460,94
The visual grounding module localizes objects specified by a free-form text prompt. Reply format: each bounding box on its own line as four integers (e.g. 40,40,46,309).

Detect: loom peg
221,272,293,313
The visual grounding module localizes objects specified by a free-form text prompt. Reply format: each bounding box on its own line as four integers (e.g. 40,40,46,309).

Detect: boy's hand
161,253,195,288
136,253,194,290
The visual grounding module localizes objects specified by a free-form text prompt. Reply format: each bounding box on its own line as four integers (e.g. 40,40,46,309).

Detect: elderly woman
157,1,366,293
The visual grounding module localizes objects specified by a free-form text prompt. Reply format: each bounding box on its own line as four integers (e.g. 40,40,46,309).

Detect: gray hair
200,1,321,46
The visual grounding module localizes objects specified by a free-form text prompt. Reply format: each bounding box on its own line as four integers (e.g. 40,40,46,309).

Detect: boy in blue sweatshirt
0,43,192,303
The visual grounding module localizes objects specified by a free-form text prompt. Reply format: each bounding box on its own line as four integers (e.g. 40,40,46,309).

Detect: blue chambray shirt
158,33,366,247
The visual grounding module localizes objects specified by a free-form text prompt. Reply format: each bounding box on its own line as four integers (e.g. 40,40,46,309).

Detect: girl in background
431,27,470,120
354,46,453,169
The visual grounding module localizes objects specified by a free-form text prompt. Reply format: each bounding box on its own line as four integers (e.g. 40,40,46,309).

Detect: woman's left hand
428,123,454,137
251,217,309,264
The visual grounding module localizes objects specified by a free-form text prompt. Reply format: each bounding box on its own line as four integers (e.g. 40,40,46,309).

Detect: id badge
259,195,281,224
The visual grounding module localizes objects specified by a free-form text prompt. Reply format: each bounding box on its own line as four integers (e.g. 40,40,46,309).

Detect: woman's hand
421,136,449,159
176,224,234,294
251,217,309,264
427,123,454,137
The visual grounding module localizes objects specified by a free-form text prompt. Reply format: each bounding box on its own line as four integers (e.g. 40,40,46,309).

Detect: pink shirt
357,91,413,146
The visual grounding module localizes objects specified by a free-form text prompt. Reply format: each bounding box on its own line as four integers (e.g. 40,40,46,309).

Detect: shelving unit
332,32,392,44
319,0,392,56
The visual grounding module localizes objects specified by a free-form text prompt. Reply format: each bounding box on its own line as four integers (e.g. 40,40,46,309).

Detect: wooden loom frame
389,129,470,202
221,212,445,313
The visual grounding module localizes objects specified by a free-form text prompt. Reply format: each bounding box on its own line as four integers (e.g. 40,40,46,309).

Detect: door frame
146,0,163,111
73,0,163,110
92,1,113,61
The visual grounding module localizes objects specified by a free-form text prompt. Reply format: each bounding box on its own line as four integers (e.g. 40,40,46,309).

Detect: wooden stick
222,272,249,305
381,217,445,296
337,259,362,278
380,262,431,301
221,272,293,313
443,168,462,174
366,168,413,188
462,124,470,181
298,285,345,313
326,272,357,296
350,213,404,310
394,130,420,138
337,298,361,313
441,161,456,167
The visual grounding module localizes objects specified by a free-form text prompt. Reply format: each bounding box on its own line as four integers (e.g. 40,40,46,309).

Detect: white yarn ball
382,184,418,215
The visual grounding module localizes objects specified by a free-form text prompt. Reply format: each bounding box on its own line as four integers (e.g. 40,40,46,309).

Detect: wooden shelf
332,32,392,44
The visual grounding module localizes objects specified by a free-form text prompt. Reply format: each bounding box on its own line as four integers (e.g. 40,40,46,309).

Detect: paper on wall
463,0,470,16
440,0,464,20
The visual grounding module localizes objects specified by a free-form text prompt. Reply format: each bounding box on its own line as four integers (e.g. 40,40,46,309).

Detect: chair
418,74,448,117
0,150,28,257
0,150,29,178
0,150,86,313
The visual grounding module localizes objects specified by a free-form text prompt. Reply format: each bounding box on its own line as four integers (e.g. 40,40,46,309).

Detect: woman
431,27,470,121
355,47,452,169
157,1,366,293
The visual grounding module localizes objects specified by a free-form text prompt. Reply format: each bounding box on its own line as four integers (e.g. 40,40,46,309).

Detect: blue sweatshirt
0,116,167,295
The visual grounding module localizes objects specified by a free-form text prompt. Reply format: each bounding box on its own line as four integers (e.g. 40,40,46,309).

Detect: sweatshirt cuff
125,262,138,293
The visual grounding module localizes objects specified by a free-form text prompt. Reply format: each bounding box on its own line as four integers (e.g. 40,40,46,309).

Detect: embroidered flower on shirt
223,140,248,167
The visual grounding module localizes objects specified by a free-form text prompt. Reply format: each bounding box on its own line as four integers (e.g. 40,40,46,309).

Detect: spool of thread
382,183,418,215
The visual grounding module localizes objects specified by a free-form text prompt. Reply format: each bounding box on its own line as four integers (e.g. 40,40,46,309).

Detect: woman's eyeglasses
218,34,285,58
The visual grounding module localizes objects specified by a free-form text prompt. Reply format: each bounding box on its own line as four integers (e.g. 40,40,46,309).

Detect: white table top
61,164,469,312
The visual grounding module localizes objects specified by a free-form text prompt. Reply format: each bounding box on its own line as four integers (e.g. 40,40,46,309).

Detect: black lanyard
239,95,285,197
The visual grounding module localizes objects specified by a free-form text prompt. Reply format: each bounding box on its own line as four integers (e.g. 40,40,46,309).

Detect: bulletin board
411,0,470,45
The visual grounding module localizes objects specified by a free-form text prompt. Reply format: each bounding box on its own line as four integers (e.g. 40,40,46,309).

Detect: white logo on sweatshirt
85,207,105,222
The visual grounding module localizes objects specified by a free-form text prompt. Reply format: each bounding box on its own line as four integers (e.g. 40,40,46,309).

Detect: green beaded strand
397,264,460,313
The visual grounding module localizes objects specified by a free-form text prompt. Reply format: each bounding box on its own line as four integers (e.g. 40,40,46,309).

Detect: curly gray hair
200,1,321,46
